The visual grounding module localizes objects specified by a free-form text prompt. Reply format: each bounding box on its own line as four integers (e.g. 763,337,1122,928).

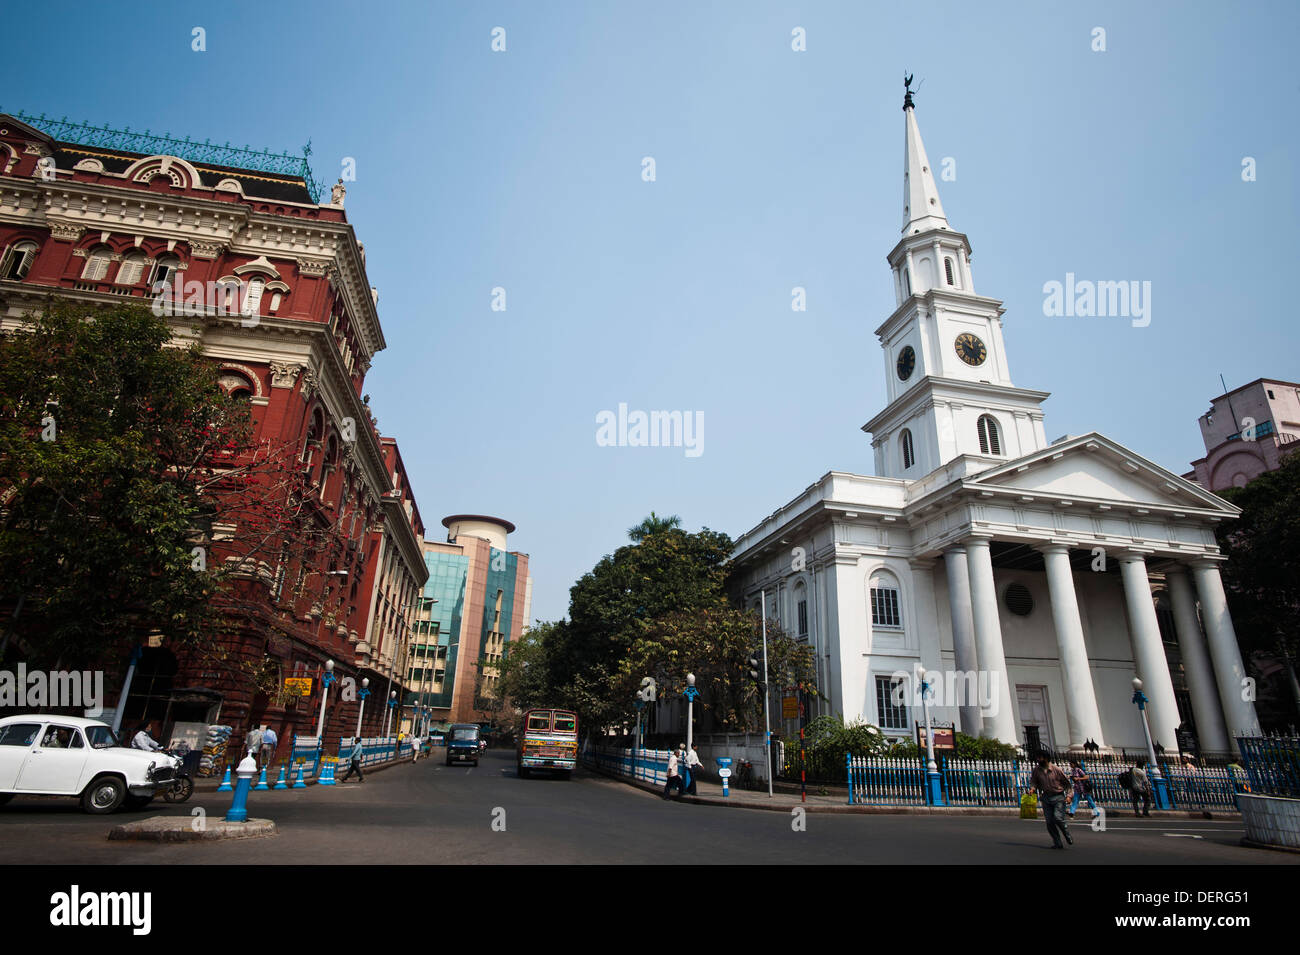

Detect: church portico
727,87,1257,759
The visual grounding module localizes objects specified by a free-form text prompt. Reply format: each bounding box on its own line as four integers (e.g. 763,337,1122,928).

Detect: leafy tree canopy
0,300,245,669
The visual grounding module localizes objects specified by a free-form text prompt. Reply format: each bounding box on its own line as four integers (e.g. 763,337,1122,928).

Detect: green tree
0,299,247,670
627,511,682,542
1216,452,1300,724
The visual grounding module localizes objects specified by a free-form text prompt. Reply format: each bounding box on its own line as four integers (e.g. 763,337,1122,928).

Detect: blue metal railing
1237,735,1300,797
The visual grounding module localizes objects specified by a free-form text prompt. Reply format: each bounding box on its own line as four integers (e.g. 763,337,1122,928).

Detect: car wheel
445,758,452,766
559,770,572,780
122,794,154,811
518,766,529,779
81,776,126,814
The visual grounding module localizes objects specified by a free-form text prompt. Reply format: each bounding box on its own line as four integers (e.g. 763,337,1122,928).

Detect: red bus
516,709,578,779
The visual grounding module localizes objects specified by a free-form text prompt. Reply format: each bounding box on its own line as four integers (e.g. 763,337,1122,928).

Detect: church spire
901,80,949,236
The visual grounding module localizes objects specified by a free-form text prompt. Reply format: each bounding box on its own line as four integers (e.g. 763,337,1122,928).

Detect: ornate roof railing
2,108,324,203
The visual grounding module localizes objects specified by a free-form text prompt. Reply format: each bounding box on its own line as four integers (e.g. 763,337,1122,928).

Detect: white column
909,558,951,726
943,547,982,735
1191,560,1261,742
964,538,1018,744
1038,544,1105,750
1118,553,1181,750
1165,566,1231,754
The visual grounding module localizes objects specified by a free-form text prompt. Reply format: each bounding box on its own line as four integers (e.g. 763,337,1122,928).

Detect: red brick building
0,113,428,759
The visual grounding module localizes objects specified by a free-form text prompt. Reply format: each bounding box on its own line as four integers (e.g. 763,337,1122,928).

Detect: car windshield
452,727,479,741
83,725,121,750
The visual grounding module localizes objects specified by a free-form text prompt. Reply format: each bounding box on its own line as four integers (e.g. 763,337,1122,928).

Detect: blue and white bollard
716,756,732,798
292,762,306,789
254,764,269,791
273,764,288,790
319,760,336,786
225,754,257,822
217,765,233,792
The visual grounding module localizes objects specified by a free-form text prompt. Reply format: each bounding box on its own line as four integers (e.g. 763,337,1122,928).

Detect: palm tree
627,511,682,542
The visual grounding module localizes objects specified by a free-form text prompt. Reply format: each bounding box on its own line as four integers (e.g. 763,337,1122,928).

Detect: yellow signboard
782,696,799,719
284,677,313,697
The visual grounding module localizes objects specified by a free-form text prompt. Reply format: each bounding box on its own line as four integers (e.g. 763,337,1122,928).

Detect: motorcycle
161,746,195,803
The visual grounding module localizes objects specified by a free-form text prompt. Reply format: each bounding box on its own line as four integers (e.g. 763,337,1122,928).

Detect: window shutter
83,250,109,281
117,255,144,285
242,277,265,316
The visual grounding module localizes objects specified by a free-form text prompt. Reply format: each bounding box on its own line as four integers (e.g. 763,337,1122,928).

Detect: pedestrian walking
662,745,684,800
685,743,703,795
1126,759,1152,816
410,733,422,763
1029,753,1073,849
260,725,278,769
245,724,264,766
1066,758,1098,818
340,735,365,782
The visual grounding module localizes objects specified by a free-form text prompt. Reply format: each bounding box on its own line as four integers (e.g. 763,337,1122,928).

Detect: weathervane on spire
903,72,916,110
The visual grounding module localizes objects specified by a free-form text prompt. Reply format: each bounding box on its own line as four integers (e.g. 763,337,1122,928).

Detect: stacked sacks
199,724,233,777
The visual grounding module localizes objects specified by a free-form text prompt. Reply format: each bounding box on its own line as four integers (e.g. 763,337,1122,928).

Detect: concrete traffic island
108,816,277,843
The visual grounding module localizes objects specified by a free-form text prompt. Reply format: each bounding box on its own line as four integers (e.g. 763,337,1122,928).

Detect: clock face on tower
954,332,987,366
896,345,916,381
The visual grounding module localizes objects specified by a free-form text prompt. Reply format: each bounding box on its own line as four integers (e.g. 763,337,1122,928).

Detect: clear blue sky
4,1,1297,623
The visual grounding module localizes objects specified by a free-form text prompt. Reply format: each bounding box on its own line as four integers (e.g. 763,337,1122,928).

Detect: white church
729,91,1260,757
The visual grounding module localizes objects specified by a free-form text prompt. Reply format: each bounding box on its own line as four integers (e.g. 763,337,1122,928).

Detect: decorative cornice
46,220,85,242
298,258,330,277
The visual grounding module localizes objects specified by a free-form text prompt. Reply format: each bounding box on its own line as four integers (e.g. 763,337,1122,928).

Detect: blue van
446,724,481,766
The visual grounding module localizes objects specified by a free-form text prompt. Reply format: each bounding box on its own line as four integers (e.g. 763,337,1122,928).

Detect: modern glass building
402,516,531,731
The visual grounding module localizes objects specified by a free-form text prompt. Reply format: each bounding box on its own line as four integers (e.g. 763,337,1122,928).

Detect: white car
0,715,181,814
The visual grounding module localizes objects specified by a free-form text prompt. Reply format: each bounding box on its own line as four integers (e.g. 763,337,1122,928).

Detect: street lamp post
355,677,370,738
1131,677,1171,810
920,670,945,806
384,690,397,737
683,673,699,754
314,659,335,742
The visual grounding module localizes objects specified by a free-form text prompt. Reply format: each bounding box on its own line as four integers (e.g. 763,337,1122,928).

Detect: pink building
1184,379,1300,491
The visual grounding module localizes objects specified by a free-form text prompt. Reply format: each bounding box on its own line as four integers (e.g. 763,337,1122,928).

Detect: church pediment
964,433,1237,515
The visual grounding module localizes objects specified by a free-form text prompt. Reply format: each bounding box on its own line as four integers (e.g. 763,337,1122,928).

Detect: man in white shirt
662,746,684,800
132,723,163,752
411,734,422,763
685,743,703,795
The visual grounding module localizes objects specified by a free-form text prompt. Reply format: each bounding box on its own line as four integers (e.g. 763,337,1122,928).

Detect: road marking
1104,827,1236,832
1164,833,1205,839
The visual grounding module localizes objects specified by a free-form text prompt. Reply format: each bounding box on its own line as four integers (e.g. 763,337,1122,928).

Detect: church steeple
901,81,949,236
864,83,1050,480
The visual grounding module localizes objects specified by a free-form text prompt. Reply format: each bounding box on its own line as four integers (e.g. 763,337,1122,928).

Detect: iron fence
1236,734,1300,798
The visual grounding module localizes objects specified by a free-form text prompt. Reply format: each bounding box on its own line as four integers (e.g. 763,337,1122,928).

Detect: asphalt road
0,749,1293,865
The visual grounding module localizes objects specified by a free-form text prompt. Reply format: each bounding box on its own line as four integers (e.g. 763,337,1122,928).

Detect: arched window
81,247,112,281
151,254,181,288
217,370,254,401
944,257,958,287
241,276,265,317
0,240,38,280
870,573,902,629
977,414,1002,455
116,252,145,285
900,428,915,470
